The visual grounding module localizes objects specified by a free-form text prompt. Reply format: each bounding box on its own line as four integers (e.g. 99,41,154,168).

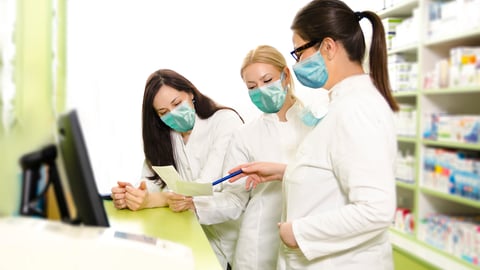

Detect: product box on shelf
423,147,480,200
394,207,415,235
383,17,404,50
427,0,480,38
449,46,480,88
419,214,480,266
394,103,417,137
423,113,480,144
395,149,415,183
390,10,419,49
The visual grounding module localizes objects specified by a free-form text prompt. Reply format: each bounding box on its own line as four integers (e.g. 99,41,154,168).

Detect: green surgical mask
160,100,196,132
248,73,287,113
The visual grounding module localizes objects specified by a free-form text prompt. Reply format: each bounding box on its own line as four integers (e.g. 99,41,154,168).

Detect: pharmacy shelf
396,181,416,190
397,136,417,143
389,43,419,55
393,91,418,97
422,139,480,151
380,0,480,269
390,230,474,270
425,27,480,47
420,187,480,208
378,0,419,18
422,86,480,95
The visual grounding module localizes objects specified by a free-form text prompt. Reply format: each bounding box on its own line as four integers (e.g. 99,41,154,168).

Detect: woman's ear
283,67,290,79
323,37,336,61
283,67,292,89
187,93,196,105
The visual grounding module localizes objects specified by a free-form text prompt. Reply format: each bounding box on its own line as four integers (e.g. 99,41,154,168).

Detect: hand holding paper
152,166,213,196
152,166,243,196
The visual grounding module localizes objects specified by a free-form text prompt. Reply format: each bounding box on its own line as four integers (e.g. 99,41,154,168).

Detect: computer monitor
56,109,109,227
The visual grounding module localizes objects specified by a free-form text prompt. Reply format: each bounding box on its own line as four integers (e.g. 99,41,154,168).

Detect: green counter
104,201,222,270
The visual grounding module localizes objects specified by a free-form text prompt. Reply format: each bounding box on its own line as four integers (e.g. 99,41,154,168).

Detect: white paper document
151,165,213,196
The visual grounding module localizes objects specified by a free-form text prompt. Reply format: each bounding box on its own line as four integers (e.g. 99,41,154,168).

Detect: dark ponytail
362,11,399,111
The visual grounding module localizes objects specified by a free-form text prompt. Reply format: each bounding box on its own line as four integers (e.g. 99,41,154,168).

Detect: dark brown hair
142,69,243,186
291,0,398,111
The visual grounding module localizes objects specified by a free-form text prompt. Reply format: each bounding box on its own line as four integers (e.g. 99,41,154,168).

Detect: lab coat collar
328,74,370,102
286,99,304,121
262,99,304,122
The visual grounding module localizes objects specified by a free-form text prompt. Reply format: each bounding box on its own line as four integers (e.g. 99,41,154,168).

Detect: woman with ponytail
228,1,398,269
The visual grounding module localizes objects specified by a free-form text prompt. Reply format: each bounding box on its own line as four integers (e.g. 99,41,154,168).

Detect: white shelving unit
378,0,480,269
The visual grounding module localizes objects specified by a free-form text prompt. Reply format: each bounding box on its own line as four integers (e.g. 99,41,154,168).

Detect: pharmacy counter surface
104,200,223,270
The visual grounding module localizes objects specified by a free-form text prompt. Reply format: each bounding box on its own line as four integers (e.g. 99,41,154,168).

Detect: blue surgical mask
300,104,328,127
301,109,322,126
248,73,287,113
160,100,196,132
292,51,329,89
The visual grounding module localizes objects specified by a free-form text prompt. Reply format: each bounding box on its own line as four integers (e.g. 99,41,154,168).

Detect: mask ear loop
318,41,325,54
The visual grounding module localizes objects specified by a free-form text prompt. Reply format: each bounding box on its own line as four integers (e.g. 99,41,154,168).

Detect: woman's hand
166,193,194,212
124,181,149,211
278,222,298,248
111,181,132,209
228,162,287,190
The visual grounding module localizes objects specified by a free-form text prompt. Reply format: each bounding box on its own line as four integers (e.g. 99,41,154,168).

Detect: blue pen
212,169,243,186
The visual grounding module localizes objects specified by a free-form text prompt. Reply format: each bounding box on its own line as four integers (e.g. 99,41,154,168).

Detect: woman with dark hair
111,68,243,269
110,68,243,213
228,1,398,269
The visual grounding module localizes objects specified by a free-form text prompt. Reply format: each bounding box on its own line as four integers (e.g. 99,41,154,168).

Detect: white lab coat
278,74,397,270
141,109,244,269
194,101,313,270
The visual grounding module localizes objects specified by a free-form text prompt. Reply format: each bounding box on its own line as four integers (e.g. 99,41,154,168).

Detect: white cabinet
378,0,480,269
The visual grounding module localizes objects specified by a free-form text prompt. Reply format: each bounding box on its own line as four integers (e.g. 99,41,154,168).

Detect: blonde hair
240,45,295,92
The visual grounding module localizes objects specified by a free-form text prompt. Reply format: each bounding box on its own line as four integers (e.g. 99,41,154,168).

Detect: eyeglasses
290,40,319,62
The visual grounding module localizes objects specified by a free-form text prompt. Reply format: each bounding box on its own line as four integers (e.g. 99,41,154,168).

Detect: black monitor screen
56,109,109,227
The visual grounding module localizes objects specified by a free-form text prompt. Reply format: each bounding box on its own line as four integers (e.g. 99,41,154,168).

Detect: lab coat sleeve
293,100,396,260
194,183,249,225
196,110,244,183
195,128,251,225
